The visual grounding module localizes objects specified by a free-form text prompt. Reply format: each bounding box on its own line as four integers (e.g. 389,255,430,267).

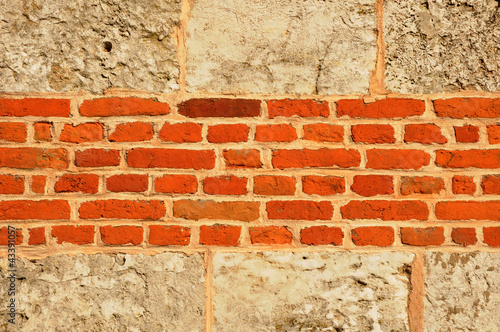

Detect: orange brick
302,176,345,195
199,225,241,246
203,176,247,195
401,227,445,246
207,124,249,143
80,97,169,116
303,124,343,142
254,176,296,196
249,226,292,244
267,99,329,118
352,227,394,247
255,124,297,142
149,225,190,246
59,123,104,143
159,123,202,143
300,226,343,245
109,122,153,142
154,175,198,194
51,225,94,244
100,226,143,245
0,122,27,142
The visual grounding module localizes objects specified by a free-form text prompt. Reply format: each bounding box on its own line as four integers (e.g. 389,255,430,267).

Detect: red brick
149,225,190,246
55,174,99,194
267,99,329,118
302,176,345,195
352,227,394,247
173,200,259,221
32,175,46,194
404,124,447,144
0,200,70,220
159,123,202,143
300,226,343,245
100,226,143,245
487,125,500,144
51,225,94,244
203,176,247,195
59,123,104,143
0,98,70,117
106,174,148,193
366,149,430,170
341,200,428,221
0,148,68,169
436,150,500,169
454,125,479,143
34,122,52,141
75,149,120,167
452,176,476,195
267,201,333,220
483,227,500,247
0,122,27,142
249,226,292,244
109,122,153,142
272,149,361,169
28,227,45,245
79,200,166,220
154,175,198,194
451,228,477,246
0,175,24,194
436,201,500,220
434,98,500,118
303,124,343,142
401,227,445,246
351,124,395,143
223,149,261,169
80,97,169,117
207,124,249,143
351,175,393,197
178,99,260,118
127,148,215,169
0,227,22,245
199,225,241,246
255,124,297,142
400,176,444,195
337,98,425,118
481,175,500,195
254,176,296,196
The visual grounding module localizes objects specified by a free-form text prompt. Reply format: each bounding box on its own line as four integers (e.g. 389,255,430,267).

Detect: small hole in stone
104,41,112,52
303,256,307,260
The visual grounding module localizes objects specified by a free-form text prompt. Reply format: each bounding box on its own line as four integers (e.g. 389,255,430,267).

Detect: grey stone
0,0,181,93
425,252,500,332
384,0,500,94
212,251,414,331
0,253,205,331
186,0,377,95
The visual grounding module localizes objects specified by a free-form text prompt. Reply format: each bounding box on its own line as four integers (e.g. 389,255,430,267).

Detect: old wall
0,0,499,331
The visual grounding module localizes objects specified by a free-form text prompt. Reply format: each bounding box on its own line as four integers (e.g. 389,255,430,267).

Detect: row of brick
1,174,499,197
1,121,499,144
1,147,500,169
2,225,499,247
0,199,499,221
0,97,499,119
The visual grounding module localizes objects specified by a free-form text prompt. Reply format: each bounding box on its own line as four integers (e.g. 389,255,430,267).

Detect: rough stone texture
384,0,500,93
425,252,500,331
0,0,181,93
0,253,205,331
186,0,377,95
213,251,414,331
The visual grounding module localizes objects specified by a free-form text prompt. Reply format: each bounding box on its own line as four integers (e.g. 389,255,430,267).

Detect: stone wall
0,0,499,331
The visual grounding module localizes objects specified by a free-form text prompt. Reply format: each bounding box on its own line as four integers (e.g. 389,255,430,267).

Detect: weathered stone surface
384,0,500,93
0,0,181,93
186,0,377,95
425,252,500,331
213,251,414,331
0,253,205,331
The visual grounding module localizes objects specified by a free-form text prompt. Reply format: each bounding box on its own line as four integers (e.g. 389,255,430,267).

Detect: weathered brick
79,200,166,220
337,99,425,118
451,228,477,246
59,123,104,143
267,201,333,220
75,149,120,167
341,200,428,221
404,124,447,144
109,122,153,142
267,100,329,118
174,200,259,221
351,124,395,143
148,225,190,246
51,225,94,245
100,226,143,245
178,99,260,118
452,176,476,195
272,149,361,169
366,149,430,169
255,124,297,142
127,148,215,169
400,176,444,195
481,175,500,195
34,122,52,141
106,174,148,193
223,149,261,169
159,123,202,143
31,175,46,194
249,226,292,245
436,150,500,169
300,226,343,246
199,225,241,246
203,176,247,195
0,200,70,220
401,227,445,246
0,227,22,245
0,148,68,169
352,226,394,247
487,125,500,144
254,176,296,196
302,176,345,196
351,175,393,197
483,227,500,247
28,227,45,245
434,98,500,118
0,175,24,194
435,201,500,221
0,122,27,142
154,175,198,194
207,124,249,143
80,97,169,116
303,124,343,142
0,98,70,117
55,174,99,194
454,125,479,143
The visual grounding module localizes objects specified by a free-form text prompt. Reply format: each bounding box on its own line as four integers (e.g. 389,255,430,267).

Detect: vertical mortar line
204,249,214,332
369,0,387,95
176,0,193,95
408,250,425,332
